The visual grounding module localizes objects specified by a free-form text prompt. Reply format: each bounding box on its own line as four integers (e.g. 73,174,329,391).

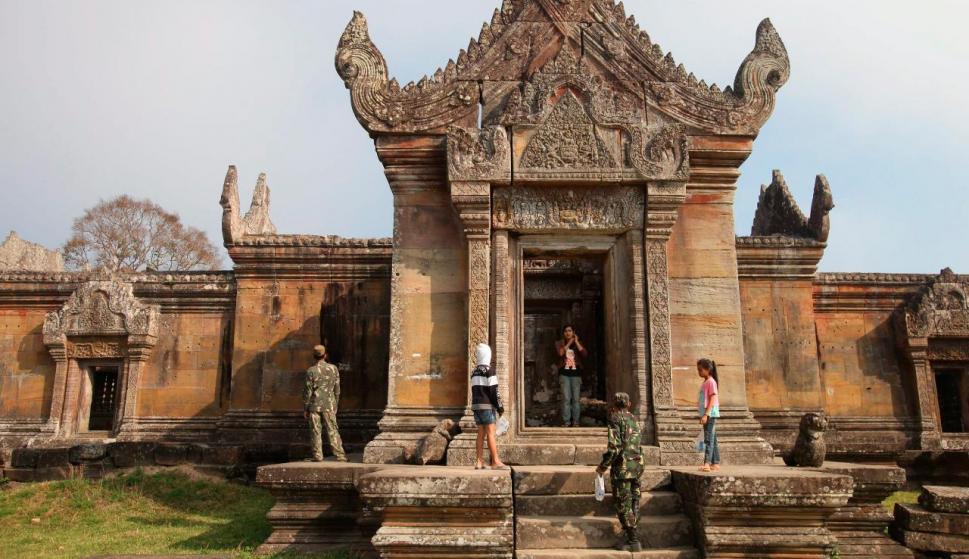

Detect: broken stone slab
405,418,460,465
897,503,969,536
921,485,969,514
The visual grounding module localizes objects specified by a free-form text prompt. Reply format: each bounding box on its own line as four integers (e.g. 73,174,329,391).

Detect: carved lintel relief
493,186,644,232
67,340,126,360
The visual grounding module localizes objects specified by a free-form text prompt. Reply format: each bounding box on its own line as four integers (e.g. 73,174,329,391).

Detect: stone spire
243,173,277,236
219,166,278,245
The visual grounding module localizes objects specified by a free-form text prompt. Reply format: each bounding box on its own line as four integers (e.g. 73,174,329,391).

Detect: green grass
0,468,353,559
882,489,920,513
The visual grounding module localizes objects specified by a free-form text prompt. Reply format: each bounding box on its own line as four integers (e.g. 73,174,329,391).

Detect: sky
0,0,966,273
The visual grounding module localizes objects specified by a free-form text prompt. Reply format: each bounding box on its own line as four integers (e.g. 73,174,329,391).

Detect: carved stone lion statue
783,412,828,467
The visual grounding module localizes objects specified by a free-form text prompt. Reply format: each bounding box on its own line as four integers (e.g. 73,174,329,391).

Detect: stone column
117,340,154,440
450,181,492,431
44,343,69,437
645,180,691,458
364,135,469,464
907,343,942,450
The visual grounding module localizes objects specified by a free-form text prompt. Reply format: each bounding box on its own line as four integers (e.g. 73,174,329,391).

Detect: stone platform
671,464,854,558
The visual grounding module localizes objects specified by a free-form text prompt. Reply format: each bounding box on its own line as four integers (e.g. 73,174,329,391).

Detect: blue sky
1,1,966,273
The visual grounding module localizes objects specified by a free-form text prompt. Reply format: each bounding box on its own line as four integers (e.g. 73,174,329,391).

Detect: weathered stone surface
513,466,671,496
672,465,852,558
0,231,64,272
515,491,682,517
516,549,699,559
68,443,108,464
358,465,514,558
894,528,969,553
109,442,158,468
750,170,833,242
516,514,692,550
822,462,912,558
921,485,969,514
897,504,969,536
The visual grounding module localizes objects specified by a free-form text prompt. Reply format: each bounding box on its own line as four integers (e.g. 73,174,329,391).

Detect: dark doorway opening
522,255,607,427
934,367,968,433
88,366,120,432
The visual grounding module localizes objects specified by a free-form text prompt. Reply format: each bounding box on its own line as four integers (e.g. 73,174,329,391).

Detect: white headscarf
475,343,492,369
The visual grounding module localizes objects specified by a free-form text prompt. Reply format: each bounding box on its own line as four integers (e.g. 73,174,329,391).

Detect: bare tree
63,195,221,272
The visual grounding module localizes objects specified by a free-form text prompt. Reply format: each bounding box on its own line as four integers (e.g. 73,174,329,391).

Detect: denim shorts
473,409,496,426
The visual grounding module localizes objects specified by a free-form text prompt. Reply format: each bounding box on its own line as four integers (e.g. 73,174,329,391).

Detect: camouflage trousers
612,478,641,530
308,410,346,461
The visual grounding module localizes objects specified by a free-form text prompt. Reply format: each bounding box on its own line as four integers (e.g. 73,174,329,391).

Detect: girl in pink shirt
697,358,721,472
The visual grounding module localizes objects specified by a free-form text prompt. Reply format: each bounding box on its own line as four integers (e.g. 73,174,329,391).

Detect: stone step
516,514,693,550
513,466,671,495
516,491,682,517
515,547,699,559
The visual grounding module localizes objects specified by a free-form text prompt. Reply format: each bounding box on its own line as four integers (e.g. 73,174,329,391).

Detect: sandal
699,464,712,472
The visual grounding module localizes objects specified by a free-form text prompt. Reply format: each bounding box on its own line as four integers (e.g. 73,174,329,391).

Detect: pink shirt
698,377,720,418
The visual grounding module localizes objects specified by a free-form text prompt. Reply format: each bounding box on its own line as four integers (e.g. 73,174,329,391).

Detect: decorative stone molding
335,0,788,136
736,235,826,279
900,268,969,339
447,126,511,183
750,170,834,242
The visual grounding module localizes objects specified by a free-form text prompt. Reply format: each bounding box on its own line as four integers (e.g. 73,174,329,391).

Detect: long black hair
697,358,719,385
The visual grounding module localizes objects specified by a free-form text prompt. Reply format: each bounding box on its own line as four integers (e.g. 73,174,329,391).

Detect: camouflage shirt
598,409,644,481
303,360,340,413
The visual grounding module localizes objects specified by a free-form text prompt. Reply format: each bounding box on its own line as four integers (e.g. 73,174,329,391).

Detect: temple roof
335,0,789,136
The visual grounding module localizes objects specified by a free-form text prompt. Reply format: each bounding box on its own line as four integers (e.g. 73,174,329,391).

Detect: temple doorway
934,366,969,433
522,254,607,427
83,365,121,432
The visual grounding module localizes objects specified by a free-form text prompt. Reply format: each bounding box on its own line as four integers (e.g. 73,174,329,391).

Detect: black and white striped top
470,364,503,414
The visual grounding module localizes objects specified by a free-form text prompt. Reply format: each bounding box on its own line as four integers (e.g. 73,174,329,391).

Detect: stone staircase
513,465,700,558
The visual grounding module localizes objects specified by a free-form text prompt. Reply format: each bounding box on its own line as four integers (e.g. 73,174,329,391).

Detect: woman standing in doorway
556,325,587,427
697,358,721,472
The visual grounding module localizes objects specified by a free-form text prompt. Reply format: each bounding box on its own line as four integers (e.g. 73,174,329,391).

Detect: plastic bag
594,473,606,502
695,430,706,453
496,415,510,437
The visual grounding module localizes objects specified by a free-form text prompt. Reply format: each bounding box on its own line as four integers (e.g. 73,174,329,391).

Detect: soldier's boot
626,527,642,552
614,524,632,551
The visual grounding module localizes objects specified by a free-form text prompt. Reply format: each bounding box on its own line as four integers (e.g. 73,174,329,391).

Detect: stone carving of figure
783,412,828,467
303,344,347,462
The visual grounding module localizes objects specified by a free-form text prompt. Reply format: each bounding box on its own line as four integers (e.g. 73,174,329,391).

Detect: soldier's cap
613,392,631,409
313,345,326,358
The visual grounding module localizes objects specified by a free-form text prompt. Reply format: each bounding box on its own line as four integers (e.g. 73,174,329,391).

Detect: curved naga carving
901,268,969,339
335,11,480,133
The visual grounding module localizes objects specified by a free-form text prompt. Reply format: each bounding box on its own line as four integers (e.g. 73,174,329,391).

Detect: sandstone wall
0,307,55,419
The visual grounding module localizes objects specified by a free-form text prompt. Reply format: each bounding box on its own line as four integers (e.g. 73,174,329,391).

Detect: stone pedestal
255,458,382,556
820,462,913,558
671,465,853,558
357,466,514,558
893,486,969,557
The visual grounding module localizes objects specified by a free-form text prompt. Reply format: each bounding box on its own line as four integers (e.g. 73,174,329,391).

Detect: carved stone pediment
900,268,969,340
335,0,789,136
44,280,160,347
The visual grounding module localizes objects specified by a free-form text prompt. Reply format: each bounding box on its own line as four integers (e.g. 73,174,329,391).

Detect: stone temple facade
1,0,968,472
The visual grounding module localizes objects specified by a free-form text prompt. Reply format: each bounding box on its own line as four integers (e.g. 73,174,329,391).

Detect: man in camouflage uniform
596,392,644,552
303,344,347,462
